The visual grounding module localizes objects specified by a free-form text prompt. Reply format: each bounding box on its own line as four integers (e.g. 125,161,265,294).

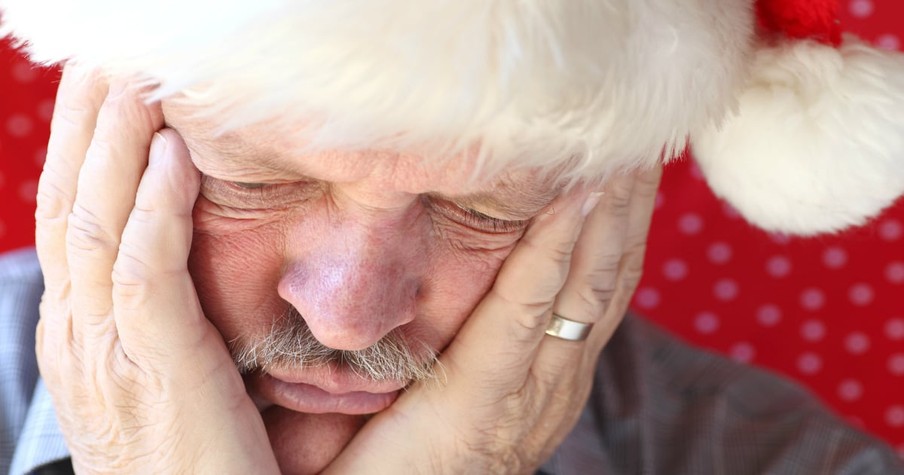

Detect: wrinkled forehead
161,97,570,201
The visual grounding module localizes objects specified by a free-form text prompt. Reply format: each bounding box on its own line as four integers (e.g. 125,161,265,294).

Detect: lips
248,364,407,415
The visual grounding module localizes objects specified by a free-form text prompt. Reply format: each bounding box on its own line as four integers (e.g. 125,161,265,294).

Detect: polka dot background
633,1,904,455
0,0,903,455
0,37,58,253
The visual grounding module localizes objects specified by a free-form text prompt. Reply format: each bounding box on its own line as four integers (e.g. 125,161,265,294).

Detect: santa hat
1,0,903,235
693,0,904,234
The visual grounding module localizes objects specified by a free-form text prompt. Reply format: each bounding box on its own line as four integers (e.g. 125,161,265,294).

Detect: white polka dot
849,0,874,18
707,242,732,265
800,288,826,311
654,191,665,210
662,259,689,281
713,279,739,301
848,283,874,306
889,354,904,376
729,342,755,363
11,62,39,83
822,246,848,269
886,318,904,341
37,99,55,122
885,406,904,428
769,233,791,245
838,379,863,402
18,180,38,204
766,255,792,278
757,304,782,327
797,352,823,375
634,287,661,309
694,312,720,334
879,219,903,242
678,213,704,235
6,114,34,138
801,319,826,342
886,261,904,285
877,34,901,51
845,332,870,355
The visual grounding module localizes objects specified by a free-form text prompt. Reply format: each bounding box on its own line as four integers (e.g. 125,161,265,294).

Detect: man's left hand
328,166,662,474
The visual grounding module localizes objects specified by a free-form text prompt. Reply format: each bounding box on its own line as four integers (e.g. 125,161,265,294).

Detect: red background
1,0,902,457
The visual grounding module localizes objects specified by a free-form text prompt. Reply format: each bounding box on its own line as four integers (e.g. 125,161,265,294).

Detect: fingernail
150,132,168,161
581,192,604,217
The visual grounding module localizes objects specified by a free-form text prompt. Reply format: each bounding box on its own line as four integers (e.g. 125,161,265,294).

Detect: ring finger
534,168,649,373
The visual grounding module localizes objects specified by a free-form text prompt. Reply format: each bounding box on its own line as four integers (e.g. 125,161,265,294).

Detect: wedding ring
545,313,592,341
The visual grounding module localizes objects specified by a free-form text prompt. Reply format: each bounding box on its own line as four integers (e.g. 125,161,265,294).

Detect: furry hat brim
0,0,752,177
2,0,904,235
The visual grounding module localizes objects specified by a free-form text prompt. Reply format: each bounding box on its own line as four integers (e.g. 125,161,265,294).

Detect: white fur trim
1,0,753,179
692,36,904,235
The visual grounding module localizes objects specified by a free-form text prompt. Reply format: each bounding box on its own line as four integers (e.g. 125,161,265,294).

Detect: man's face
161,101,562,471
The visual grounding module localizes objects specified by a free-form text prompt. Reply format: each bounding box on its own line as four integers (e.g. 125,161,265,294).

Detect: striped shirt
2,248,902,474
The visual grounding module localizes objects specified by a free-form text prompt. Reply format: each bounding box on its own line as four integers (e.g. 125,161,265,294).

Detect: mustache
230,307,440,383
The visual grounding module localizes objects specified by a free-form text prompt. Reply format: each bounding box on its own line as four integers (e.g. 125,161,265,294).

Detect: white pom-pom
691,36,904,235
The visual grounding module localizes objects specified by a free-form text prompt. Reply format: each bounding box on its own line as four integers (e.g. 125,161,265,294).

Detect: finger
35,65,108,300
532,167,658,384
584,164,662,352
539,171,638,360
112,129,209,366
440,185,597,384
66,81,163,333
527,166,661,451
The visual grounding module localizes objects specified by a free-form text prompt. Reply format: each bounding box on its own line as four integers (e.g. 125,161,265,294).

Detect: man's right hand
33,66,279,474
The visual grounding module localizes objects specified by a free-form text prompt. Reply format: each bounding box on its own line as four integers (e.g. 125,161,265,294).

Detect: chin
262,407,367,474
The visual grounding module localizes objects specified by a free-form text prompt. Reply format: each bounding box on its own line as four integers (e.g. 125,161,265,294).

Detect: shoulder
0,247,42,285
0,247,44,327
586,314,904,475
0,248,49,474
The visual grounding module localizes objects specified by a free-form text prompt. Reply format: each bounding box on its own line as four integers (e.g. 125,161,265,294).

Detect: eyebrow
173,125,307,181
454,192,558,220
440,176,564,220
173,119,564,215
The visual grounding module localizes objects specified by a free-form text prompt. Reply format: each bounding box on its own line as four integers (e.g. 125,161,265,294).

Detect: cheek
188,195,522,353
417,241,518,351
188,201,289,342
417,220,524,349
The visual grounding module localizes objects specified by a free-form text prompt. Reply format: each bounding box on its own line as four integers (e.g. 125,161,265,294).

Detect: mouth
247,365,407,415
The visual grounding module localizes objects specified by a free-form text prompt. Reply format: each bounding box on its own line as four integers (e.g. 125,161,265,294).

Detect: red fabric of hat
757,0,843,46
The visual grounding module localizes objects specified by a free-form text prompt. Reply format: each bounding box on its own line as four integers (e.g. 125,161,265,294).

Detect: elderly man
11,65,665,474
3,0,904,474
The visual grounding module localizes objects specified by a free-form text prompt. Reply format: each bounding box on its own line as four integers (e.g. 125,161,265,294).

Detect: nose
278,202,426,351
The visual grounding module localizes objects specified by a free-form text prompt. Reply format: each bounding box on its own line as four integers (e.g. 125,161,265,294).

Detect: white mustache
230,307,439,383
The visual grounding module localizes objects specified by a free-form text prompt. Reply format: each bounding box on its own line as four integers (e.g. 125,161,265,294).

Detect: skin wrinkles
199,178,322,217
39,70,657,475
192,195,291,232
165,100,563,222
162,97,565,472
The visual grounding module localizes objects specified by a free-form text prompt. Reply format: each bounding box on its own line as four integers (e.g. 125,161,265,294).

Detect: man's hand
34,63,659,474
34,66,279,474
328,166,662,473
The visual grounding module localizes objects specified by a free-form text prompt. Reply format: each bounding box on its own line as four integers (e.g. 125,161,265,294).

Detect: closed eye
198,175,317,209
427,197,528,233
